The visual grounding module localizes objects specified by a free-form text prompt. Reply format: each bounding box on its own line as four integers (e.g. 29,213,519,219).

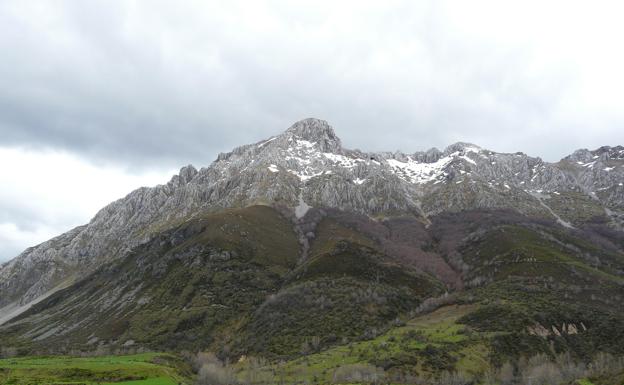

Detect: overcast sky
1,0,624,261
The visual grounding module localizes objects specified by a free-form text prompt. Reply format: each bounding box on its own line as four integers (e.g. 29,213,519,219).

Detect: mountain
1,118,623,382
2,118,623,311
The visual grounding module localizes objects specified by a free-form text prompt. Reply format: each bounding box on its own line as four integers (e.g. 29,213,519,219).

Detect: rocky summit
0,119,623,383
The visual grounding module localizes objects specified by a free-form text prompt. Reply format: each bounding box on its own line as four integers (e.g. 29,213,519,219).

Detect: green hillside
1,207,624,384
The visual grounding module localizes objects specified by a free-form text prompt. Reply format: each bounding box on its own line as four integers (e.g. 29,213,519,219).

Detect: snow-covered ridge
219,120,493,186
212,119,623,197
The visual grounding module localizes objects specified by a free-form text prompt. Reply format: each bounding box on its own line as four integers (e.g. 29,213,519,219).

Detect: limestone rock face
1,118,623,310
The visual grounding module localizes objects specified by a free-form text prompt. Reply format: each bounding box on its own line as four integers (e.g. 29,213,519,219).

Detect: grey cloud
0,244,25,265
1,1,624,263
0,203,43,232
0,0,623,172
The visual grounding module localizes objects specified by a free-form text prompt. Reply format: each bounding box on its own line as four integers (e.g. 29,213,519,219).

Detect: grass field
0,353,190,385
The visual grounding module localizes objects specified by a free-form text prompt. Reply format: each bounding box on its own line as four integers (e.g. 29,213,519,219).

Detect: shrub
436,370,472,385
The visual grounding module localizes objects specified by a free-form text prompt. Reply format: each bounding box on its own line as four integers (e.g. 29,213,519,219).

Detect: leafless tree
332,363,385,384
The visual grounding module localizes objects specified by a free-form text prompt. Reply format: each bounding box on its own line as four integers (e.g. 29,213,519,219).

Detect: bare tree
332,363,385,384
197,363,236,385
436,371,472,385
498,362,515,385
195,352,237,385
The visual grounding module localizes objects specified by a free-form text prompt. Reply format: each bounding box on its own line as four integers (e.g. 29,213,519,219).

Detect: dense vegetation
1,206,624,384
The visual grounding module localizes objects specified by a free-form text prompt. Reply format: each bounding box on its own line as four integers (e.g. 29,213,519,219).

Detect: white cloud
0,147,174,261
0,222,58,264
1,0,624,260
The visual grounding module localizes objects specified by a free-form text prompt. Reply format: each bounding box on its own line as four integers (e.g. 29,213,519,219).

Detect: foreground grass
0,353,189,385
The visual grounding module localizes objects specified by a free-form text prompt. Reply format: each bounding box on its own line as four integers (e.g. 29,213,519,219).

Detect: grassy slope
237,222,624,382
234,304,493,383
461,225,624,286
235,218,445,359
458,225,624,365
1,206,444,362
0,353,191,385
0,206,301,353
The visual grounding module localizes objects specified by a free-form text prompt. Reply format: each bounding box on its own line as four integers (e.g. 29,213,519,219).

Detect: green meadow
0,353,190,385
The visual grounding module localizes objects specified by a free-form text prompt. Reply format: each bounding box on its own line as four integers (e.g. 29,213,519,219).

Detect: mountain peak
444,142,482,154
593,145,624,160
565,145,624,163
285,117,334,136
283,118,342,152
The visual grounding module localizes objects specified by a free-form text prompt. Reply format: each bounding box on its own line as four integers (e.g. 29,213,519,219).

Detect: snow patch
323,152,365,168
460,155,476,165
577,161,596,168
387,154,454,184
289,169,324,182
257,137,276,148
295,139,315,149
